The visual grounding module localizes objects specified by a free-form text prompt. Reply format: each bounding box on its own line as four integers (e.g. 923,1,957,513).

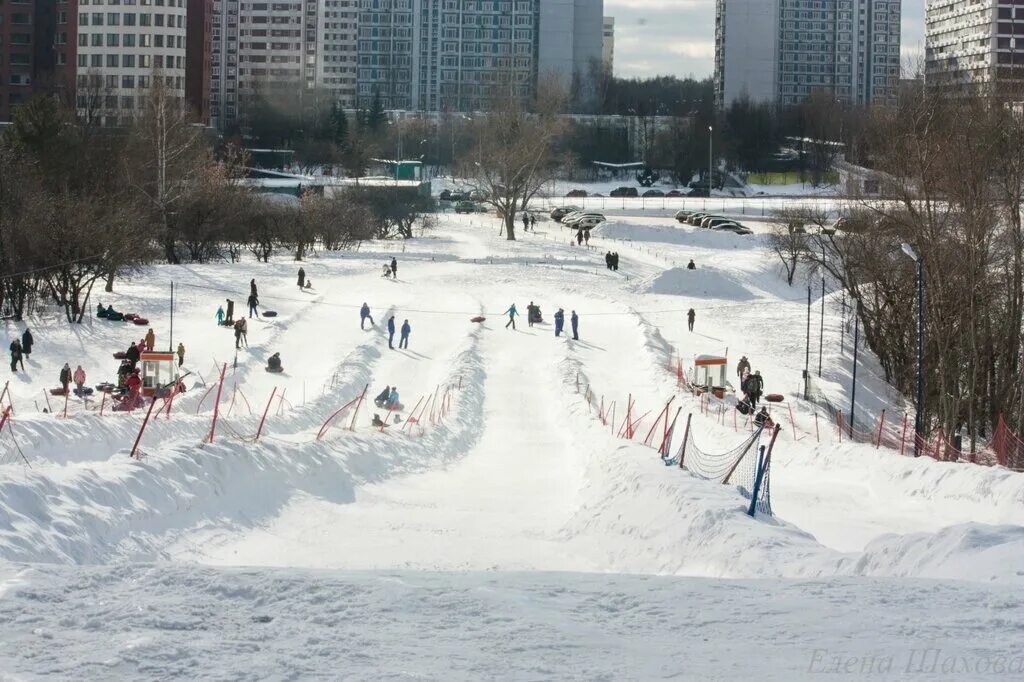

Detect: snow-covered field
0,210,1022,679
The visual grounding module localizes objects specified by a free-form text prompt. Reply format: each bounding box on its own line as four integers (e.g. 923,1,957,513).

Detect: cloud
609,0,925,80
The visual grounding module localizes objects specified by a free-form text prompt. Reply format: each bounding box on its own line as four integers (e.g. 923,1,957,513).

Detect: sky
609,0,925,80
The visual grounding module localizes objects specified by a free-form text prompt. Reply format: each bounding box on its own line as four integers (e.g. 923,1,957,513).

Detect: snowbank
647,267,755,301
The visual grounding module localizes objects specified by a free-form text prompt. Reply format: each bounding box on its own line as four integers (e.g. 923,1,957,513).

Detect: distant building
926,0,1024,97
186,0,212,124
538,0,604,93
602,16,615,72
714,0,901,109
0,0,77,122
76,0,188,126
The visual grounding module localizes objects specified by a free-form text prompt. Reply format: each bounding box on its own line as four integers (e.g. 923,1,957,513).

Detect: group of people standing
604,252,620,271
736,355,765,409
504,303,579,340
9,328,31,372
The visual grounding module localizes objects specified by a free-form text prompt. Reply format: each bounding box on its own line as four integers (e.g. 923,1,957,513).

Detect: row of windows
79,12,184,28
78,32,185,48
76,53,184,69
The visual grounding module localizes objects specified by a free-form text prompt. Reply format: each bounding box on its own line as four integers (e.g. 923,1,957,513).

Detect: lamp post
902,243,924,456
708,125,713,193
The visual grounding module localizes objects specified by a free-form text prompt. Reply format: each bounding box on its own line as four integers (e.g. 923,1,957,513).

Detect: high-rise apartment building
0,0,77,121
715,0,901,108
76,0,188,125
186,0,213,122
926,0,1024,96
317,0,358,105
538,0,603,90
602,16,614,72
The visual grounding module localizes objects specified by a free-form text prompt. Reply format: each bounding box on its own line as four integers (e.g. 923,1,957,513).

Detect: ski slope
0,210,1022,678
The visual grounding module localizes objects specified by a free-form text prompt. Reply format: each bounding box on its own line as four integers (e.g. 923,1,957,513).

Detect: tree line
770,90,1024,455
0,87,432,324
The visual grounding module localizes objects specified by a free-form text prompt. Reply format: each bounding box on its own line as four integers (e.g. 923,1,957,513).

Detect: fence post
747,425,781,516
255,387,277,441
129,397,160,459
401,396,425,431
899,413,908,456
42,389,52,413
747,446,767,517
814,412,820,443
99,390,107,416
206,363,227,443
677,414,692,469
659,407,682,458
875,409,886,449
348,384,368,430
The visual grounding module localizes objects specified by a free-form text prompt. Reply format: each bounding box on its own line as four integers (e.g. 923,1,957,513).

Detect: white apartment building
926,0,1024,96
76,0,188,125
602,16,614,72
714,0,901,108
317,0,358,106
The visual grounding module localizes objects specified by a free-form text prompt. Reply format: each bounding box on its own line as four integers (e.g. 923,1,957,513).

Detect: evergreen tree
366,91,385,132
331,103,349,146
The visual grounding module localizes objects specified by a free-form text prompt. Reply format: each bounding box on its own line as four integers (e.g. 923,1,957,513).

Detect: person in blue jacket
388,386,400,408
554,308,565,337
387,316,396,349
399,320,411,349
360,303,374,329
504,303,518,330
570,310,579,340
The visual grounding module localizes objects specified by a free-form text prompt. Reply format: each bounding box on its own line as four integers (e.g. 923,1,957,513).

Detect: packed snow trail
187,314,591,571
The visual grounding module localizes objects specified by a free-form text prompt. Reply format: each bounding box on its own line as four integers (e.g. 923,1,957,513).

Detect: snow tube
266,366,284,374
470,316,486,323
387,402,405,412
49,388,69,396
73,387,94,397
132,317,149,326
262,310,278,318
124,314,138,321
765,393,784,403
112,352,127,360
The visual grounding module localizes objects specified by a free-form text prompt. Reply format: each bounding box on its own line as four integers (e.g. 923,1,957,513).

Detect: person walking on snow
554,308,565,337
390,257,398,279
605,252,613,270
216,306,225,325
59,363,72,395
145,328,155,351
297,267,306,289
387,316,396,349
360,303,374,329
233,319,244,349
250,279,258,298
247,292,259,318
73,365,86,394
504,303,518,330
737,355,750,379
8,339,22,372
576,229,584,246
399,320,411,349
745,370,764,408
176,342,185,368
530,214,536,231
687,259,696,270
687,308,696,332
570,311,579,340
239,318,248,348
21,328,33,357
522,213,529,233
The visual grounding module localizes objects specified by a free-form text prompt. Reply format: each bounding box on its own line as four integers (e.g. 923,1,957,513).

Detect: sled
266,366,284,374
49,388,69,396
95,383,116,394
765,393,784,403
106,312,125,321
132,317,149,326
736,400,752,416
73,387,95,397
470,316,486,323
113,351,127,360
262,310,278,318
124,313,138,321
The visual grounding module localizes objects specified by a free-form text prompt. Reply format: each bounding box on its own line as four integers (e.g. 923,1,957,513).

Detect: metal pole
805,283,812,377
818,275,825,377
840,289,846,353
169,282,174,352
708,125,713,192
914,258,924,456
850,314,859,438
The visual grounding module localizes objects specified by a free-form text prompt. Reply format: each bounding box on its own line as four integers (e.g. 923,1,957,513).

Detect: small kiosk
140,351,178,398
694,354,729,399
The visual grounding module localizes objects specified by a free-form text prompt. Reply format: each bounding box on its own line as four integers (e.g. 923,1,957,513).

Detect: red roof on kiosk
141,352,175,361
694,354,727,366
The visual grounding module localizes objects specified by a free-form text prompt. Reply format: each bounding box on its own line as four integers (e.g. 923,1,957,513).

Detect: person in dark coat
266,353,283,373
250,279,258,298
687,259,696,270
297,267,306,289
399,320,411,349
247,292,259,318
576,229,583,245
360,303,374,329
387,316,396,349
570,310,579,340
737,356,751,379
605,252,612,270
746,370,764,408
374,385,391,408
390,258,398,279
687,308,696,332
554,308,565,337
59,363,72,395
125,341,141,369
612,252,619,271
9,339,23,372
21,328,33,356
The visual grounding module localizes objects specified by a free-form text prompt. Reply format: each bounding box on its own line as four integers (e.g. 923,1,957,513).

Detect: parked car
642,189,665,198
562,212,605,226
686,187,709,198
439,189,453,201
675,210,694,223
468,190,486,201
576,216,606,230
701,216,736,230
666,190,685,198
550,205,583,221
455,201,483,214
566,189,588,198
713,222,753,235
610,186,639,197
449,191,469,202
687,213,709,226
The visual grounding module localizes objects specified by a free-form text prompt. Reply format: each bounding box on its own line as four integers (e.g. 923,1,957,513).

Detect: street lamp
902,242,924,456
707,125,713,194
